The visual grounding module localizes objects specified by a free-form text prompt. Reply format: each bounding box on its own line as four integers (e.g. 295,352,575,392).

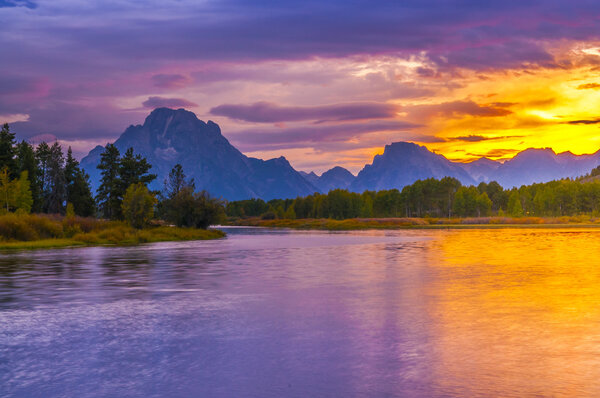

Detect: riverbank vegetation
231,215,600,230
0,213,224,250
0,123,225,249
227,175,600,222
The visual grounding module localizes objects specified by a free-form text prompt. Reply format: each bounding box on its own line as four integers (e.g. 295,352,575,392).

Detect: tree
119,147,157,193
283,204,296,219
0,123,16,175
508,190,523,217
35,142,51,206
162,187,225,229
122,183,157,229
14,171,33,213
164,163,193,199
476,192,492,217
65,147,96,217
360,193,374,217
15,141,41,212
45,142,66,213
0,168,32,213
96,144,122,219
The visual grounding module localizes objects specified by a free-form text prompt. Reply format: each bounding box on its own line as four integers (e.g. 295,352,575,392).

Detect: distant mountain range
80,108,600,200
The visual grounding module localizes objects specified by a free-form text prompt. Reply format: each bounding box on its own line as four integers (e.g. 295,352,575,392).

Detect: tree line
0,123,224,229
226,175,600,219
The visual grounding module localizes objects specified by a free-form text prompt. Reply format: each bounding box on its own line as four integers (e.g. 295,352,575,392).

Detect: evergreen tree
96,144,122,219
164,163,194,199
0,123,16,175
45,142,66,214
65,147,96,217
119,147,157,193
16,141,42,212
35,142,52,210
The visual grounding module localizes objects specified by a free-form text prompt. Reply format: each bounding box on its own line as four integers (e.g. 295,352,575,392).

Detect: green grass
229,216,600,230
0,213,225,251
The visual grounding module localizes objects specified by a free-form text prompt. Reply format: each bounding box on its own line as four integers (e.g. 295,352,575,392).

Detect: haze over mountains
80,108,600,200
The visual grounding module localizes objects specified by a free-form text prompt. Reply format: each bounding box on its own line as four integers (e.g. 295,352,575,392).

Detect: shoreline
228,217,600,231
0,227,226,251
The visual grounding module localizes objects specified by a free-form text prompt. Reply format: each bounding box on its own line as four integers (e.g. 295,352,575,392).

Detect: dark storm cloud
210,102,399,123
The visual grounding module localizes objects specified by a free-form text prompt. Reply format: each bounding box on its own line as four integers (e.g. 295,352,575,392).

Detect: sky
3,0,600,174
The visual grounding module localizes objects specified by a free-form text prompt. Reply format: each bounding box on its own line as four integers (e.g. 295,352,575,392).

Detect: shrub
122,183,157,229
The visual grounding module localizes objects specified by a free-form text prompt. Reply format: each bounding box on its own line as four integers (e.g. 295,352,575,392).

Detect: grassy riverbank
0,213,225,250
229,215,600,230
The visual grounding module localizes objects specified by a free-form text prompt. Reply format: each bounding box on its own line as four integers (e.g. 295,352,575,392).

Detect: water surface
2,227,600,397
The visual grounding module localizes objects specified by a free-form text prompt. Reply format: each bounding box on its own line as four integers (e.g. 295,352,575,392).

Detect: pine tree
65,147,96,217
16,141,41,212
96,144,122,219
0,123,16,176
45,142,66,214
164,163,194,199
119,147,157,193
35,142,52,210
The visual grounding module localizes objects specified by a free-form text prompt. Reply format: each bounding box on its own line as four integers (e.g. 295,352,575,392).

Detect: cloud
210,101,399,123
408,100,513,120
467,148,520,158
577,83,600,90
566,118,600,125
151,74,191,89
142,96,198,109
0,0,36,8
447,134,524,142
228,120,423,151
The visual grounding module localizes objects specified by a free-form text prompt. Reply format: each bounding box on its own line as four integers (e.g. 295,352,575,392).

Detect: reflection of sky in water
1,228,600,397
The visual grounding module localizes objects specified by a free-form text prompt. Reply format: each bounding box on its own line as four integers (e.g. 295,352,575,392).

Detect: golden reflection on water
427,229,600,397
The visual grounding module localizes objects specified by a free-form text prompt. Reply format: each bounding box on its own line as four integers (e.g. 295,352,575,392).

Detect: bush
122,183,157,229
161,187,225,229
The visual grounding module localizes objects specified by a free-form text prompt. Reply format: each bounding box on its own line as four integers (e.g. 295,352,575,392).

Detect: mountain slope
458,157,500,183
300,166,355,193
349,142,476,192
488,148,600,187
80,108,318,200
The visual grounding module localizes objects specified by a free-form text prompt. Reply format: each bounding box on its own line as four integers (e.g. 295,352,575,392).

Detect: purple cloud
142,97,198,109
151,74,191,89
210,101,399,123
227,120,424,151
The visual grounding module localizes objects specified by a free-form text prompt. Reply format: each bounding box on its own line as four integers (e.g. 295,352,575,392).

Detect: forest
227,173,600,220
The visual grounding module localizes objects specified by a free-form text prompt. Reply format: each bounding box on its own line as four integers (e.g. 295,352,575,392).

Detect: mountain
349,142,476,192
484,148,600,187
80,108,318,200
300,166,355,193
458,157,500,183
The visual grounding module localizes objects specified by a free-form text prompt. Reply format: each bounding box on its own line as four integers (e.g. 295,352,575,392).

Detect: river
2,227,600,397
